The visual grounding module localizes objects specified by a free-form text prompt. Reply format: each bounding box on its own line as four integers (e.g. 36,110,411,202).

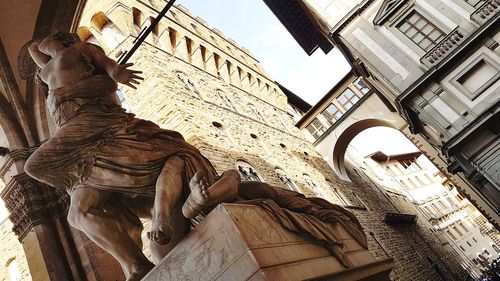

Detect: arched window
236,160,263,182
170,10,181,23
248,103,264,122
6,257,20,281
303,174,326,198
191,23,200,35
276,169,300,192
325,179,350,206
132,7,143,34
149,16,160,45
176,72,201,98
216,90,237,111
492,244,500,253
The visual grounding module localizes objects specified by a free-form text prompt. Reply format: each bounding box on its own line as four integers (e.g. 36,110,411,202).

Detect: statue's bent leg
150,155,185,245
68,187,153,281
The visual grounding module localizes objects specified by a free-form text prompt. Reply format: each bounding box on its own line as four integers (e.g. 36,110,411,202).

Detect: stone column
0,149,76,281
0,149,124,281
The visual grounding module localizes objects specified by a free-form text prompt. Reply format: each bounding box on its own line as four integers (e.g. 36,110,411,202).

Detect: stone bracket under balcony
471,0,500,25
421,27,465,67
384,212,417,225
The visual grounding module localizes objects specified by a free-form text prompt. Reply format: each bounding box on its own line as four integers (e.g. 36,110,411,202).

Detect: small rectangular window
337,89,360,110
353,77,370,94
306,119,327,139
457,58,499,100
321,104,343,124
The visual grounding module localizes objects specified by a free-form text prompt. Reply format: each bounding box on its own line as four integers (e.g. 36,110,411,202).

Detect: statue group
26,33,367,281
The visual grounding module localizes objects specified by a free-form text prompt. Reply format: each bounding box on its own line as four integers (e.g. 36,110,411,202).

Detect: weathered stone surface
143,204,393,281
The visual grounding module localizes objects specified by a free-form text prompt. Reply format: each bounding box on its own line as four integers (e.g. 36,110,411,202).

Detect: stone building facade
0,0,485,280
78,1,470,280
263,0,500,230
366,150,500,277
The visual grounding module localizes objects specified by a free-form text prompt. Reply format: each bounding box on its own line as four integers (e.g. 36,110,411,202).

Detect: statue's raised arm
28,32,142,91
83,43,143,89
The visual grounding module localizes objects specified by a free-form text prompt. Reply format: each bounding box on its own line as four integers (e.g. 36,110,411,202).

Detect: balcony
384,212,417,225
421,27,465,66
471,0,500,25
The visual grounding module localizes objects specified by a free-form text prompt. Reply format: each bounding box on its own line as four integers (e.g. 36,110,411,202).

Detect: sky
176,1,416,156
349,127,419,157
177,0,351,105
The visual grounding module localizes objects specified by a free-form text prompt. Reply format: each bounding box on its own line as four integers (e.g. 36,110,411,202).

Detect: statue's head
38,32,80,55
51,32,81,47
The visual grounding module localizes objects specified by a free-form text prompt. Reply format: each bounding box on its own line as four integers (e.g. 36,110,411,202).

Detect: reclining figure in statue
25,32,367,281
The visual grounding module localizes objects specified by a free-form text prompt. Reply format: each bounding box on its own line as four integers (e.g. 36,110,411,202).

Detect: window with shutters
396,11,445,52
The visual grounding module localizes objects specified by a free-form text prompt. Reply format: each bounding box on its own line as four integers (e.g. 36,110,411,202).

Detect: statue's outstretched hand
110,63,143,89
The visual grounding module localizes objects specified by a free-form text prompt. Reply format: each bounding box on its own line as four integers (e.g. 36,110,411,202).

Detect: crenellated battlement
77,0,287,108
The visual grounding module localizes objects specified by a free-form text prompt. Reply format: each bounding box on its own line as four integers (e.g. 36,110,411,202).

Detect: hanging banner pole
118,0,177,64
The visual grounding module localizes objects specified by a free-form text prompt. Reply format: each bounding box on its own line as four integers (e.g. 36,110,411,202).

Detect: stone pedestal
143,203,394,281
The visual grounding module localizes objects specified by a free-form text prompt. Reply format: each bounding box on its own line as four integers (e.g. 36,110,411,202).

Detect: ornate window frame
216,89,237,112
236,160,264,182
275,168,300,192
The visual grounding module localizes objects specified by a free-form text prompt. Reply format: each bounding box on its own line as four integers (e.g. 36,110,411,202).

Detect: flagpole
118,0,177,64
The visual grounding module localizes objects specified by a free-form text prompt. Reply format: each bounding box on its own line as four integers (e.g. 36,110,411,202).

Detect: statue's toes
149,223,172,245
190,171,203,187
153,231,171,245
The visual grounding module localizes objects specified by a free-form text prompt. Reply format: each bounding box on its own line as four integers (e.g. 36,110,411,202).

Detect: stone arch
332,118,399,181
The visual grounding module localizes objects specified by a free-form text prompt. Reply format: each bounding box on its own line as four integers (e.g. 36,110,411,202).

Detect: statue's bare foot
126,262,155,281
182,170,239,219
182,171,210,219
148,213,173,245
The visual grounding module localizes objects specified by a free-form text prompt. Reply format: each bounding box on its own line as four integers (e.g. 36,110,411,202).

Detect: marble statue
26,32,367,281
